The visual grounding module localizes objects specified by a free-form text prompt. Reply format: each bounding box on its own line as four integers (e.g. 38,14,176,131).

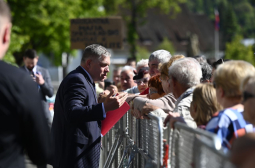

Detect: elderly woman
133,67,150,93
204,61,255,148
131,55,186,120
139,57,203,129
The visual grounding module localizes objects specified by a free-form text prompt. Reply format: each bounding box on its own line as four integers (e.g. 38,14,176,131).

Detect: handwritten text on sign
70,18,123,49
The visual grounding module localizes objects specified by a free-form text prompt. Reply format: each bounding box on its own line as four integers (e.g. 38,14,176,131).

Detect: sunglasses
213,81,217,88
134,77,150,85
242,91,255,102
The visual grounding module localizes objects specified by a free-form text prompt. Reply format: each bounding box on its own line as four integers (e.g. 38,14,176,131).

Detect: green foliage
186,0,255,43
136,46,150,61
103,0,185,59
6,0,106,66
225,35,255,65
156,37,175,54
222,5,240,42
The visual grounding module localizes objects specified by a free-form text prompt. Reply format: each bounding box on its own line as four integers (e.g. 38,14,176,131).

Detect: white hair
149,50,172,64
136,59,148,70
168,57,202,88
121,65,136,76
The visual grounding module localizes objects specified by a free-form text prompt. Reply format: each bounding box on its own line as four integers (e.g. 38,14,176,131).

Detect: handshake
98,90,128,112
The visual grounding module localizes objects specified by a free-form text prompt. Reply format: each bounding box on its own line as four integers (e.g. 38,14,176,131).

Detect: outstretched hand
103,90,128,112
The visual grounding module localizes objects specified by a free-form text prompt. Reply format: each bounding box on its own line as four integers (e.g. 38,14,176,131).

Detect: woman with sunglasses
205,60,255,149
241,74,255,125
133,67,150,93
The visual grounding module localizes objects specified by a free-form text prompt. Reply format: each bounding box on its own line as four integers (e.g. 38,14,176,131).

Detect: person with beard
20,49,54,126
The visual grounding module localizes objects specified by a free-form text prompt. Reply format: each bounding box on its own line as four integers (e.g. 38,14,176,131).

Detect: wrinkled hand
132,108,143,119
163,112,180,127
141,102,159,116
35,74,45,85
132,102,159,119
169,117,186,129
103,89,128,112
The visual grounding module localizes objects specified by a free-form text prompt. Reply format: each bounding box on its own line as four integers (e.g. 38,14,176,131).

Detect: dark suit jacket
51,66,105,168
0,61,51,168
20,65,54,120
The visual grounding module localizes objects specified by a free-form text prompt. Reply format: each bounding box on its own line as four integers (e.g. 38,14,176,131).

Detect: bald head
0,0,12,59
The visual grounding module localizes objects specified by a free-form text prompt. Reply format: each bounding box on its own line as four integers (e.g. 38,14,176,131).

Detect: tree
221,5,240,43
103,0,185,59
156,37,175,54
136,46,150,61
5,0,106,66
225,35,255,65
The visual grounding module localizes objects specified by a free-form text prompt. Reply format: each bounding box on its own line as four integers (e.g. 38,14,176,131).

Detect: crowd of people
97,51,255,168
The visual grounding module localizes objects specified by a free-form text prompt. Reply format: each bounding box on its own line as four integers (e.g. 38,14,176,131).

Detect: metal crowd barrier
168,122,222,168
101,111,236,168
194,137,236,168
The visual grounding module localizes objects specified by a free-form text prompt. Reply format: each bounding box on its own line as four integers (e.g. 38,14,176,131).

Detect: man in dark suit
20,49,54,125
0,1,52,168
51,44,128,168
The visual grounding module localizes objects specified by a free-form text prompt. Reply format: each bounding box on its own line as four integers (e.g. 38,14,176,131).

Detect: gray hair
149,50,172,64
192,55,212,81
137,59,148,69
81,44,111,62
121,65,136,77
168,57,202,88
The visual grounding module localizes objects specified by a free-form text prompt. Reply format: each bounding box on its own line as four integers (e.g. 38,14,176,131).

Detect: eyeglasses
134,77,150,85
213,81,217,88
149,88,158,94
242,91,255,102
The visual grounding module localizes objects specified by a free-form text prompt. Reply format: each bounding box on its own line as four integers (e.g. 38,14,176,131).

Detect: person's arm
39,69,54,97
63,77,105,124
20,75,52,165
63,77,127,124
133,94,175,113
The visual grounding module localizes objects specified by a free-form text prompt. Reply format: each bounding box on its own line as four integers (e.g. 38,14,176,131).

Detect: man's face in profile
23,57,38,71
148,59,159,76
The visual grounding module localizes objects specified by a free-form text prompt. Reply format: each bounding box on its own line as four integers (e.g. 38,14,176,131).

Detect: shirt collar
177,87,194,102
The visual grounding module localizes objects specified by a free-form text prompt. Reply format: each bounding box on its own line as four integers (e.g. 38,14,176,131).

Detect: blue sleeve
102,103,106,119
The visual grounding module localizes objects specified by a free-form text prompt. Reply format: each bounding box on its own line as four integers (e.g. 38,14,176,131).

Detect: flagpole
215,29,219,60
214,9,220,61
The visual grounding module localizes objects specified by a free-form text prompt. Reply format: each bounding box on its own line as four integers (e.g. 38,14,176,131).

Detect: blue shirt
206,106,254,148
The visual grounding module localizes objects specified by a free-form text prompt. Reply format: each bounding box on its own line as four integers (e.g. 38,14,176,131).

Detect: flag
215,9,220,31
